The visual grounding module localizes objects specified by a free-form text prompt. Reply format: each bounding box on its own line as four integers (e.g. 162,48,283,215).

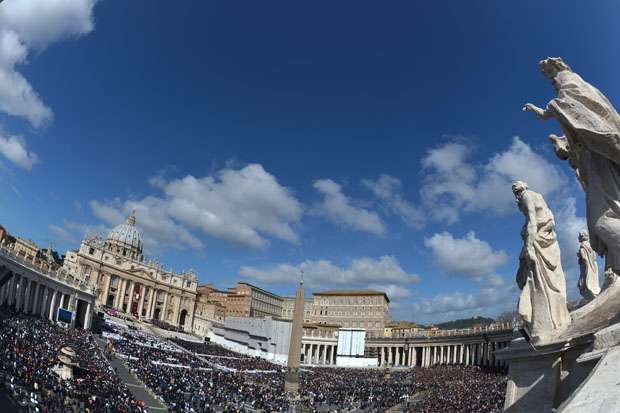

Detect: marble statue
577,230,601,302
523,57,620,282
513,181,570,342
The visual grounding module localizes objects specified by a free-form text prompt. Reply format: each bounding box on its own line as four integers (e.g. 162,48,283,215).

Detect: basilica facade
62,212,198,331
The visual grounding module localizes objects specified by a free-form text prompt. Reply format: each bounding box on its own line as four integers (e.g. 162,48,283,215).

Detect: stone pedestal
496,337,594,412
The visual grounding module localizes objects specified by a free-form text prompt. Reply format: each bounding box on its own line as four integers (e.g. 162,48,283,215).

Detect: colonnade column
48,290,57,321
23,278,31,313
40,287,49,318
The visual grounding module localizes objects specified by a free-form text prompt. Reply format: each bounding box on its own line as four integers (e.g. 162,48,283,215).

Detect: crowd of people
170,338,282,372
0,306,507,412
103,319,506,412
0,308,146,412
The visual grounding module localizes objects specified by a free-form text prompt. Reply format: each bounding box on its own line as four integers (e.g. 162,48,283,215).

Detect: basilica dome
106,211,143,257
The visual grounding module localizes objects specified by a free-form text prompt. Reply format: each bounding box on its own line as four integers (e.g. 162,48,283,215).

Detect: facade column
439,346,444,365
102,273,111,306
112,279,121,308
161,291,169,321
380,347,385,366
460,344,464,364
114,279,124,309
138,286,146,318
84,302,92,329
174,294,182,325
146,287,156,318
126,281,135,313
119,279,128,310
396,347,401,366
321,344,327,365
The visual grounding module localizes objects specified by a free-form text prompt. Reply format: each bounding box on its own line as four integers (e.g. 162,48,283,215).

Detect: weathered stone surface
512,181,570,344
558,347,620,413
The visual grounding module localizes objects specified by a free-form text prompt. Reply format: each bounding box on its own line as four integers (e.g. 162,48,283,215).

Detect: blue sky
0,1,617,323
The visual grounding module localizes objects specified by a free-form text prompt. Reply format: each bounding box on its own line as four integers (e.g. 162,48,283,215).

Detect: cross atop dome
127,210,136,226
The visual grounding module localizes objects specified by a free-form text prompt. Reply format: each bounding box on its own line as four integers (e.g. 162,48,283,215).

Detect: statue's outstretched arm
523,103,553,120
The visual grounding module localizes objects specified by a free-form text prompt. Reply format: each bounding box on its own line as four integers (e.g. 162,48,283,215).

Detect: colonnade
0,261,95,329
375,340,511,368
301,342,338,365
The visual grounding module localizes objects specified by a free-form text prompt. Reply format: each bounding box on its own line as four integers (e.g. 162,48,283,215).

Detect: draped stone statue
513,181,570,343
523,57,620,281
577,230,601,302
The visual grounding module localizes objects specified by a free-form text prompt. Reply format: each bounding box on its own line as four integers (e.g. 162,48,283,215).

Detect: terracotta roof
313,289,390,302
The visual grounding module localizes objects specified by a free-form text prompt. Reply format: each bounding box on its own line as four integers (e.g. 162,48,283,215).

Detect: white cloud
0,29,51,127
312,179,385,236
48,224,76,243
412,285,518,323
65,220,109,236
421,137,566,223
0,132,38,169
0,0,97,127
424,231,508,277
240,255,420,289
367,283,413,300
0,0,96,49
90,164,303,251
362,174,425,229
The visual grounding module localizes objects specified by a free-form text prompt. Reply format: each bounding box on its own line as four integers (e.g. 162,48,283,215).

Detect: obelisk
285,270,305,393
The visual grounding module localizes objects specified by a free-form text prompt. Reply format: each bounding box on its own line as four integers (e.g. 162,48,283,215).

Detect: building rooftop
313,289,390,302
235,281,283,299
